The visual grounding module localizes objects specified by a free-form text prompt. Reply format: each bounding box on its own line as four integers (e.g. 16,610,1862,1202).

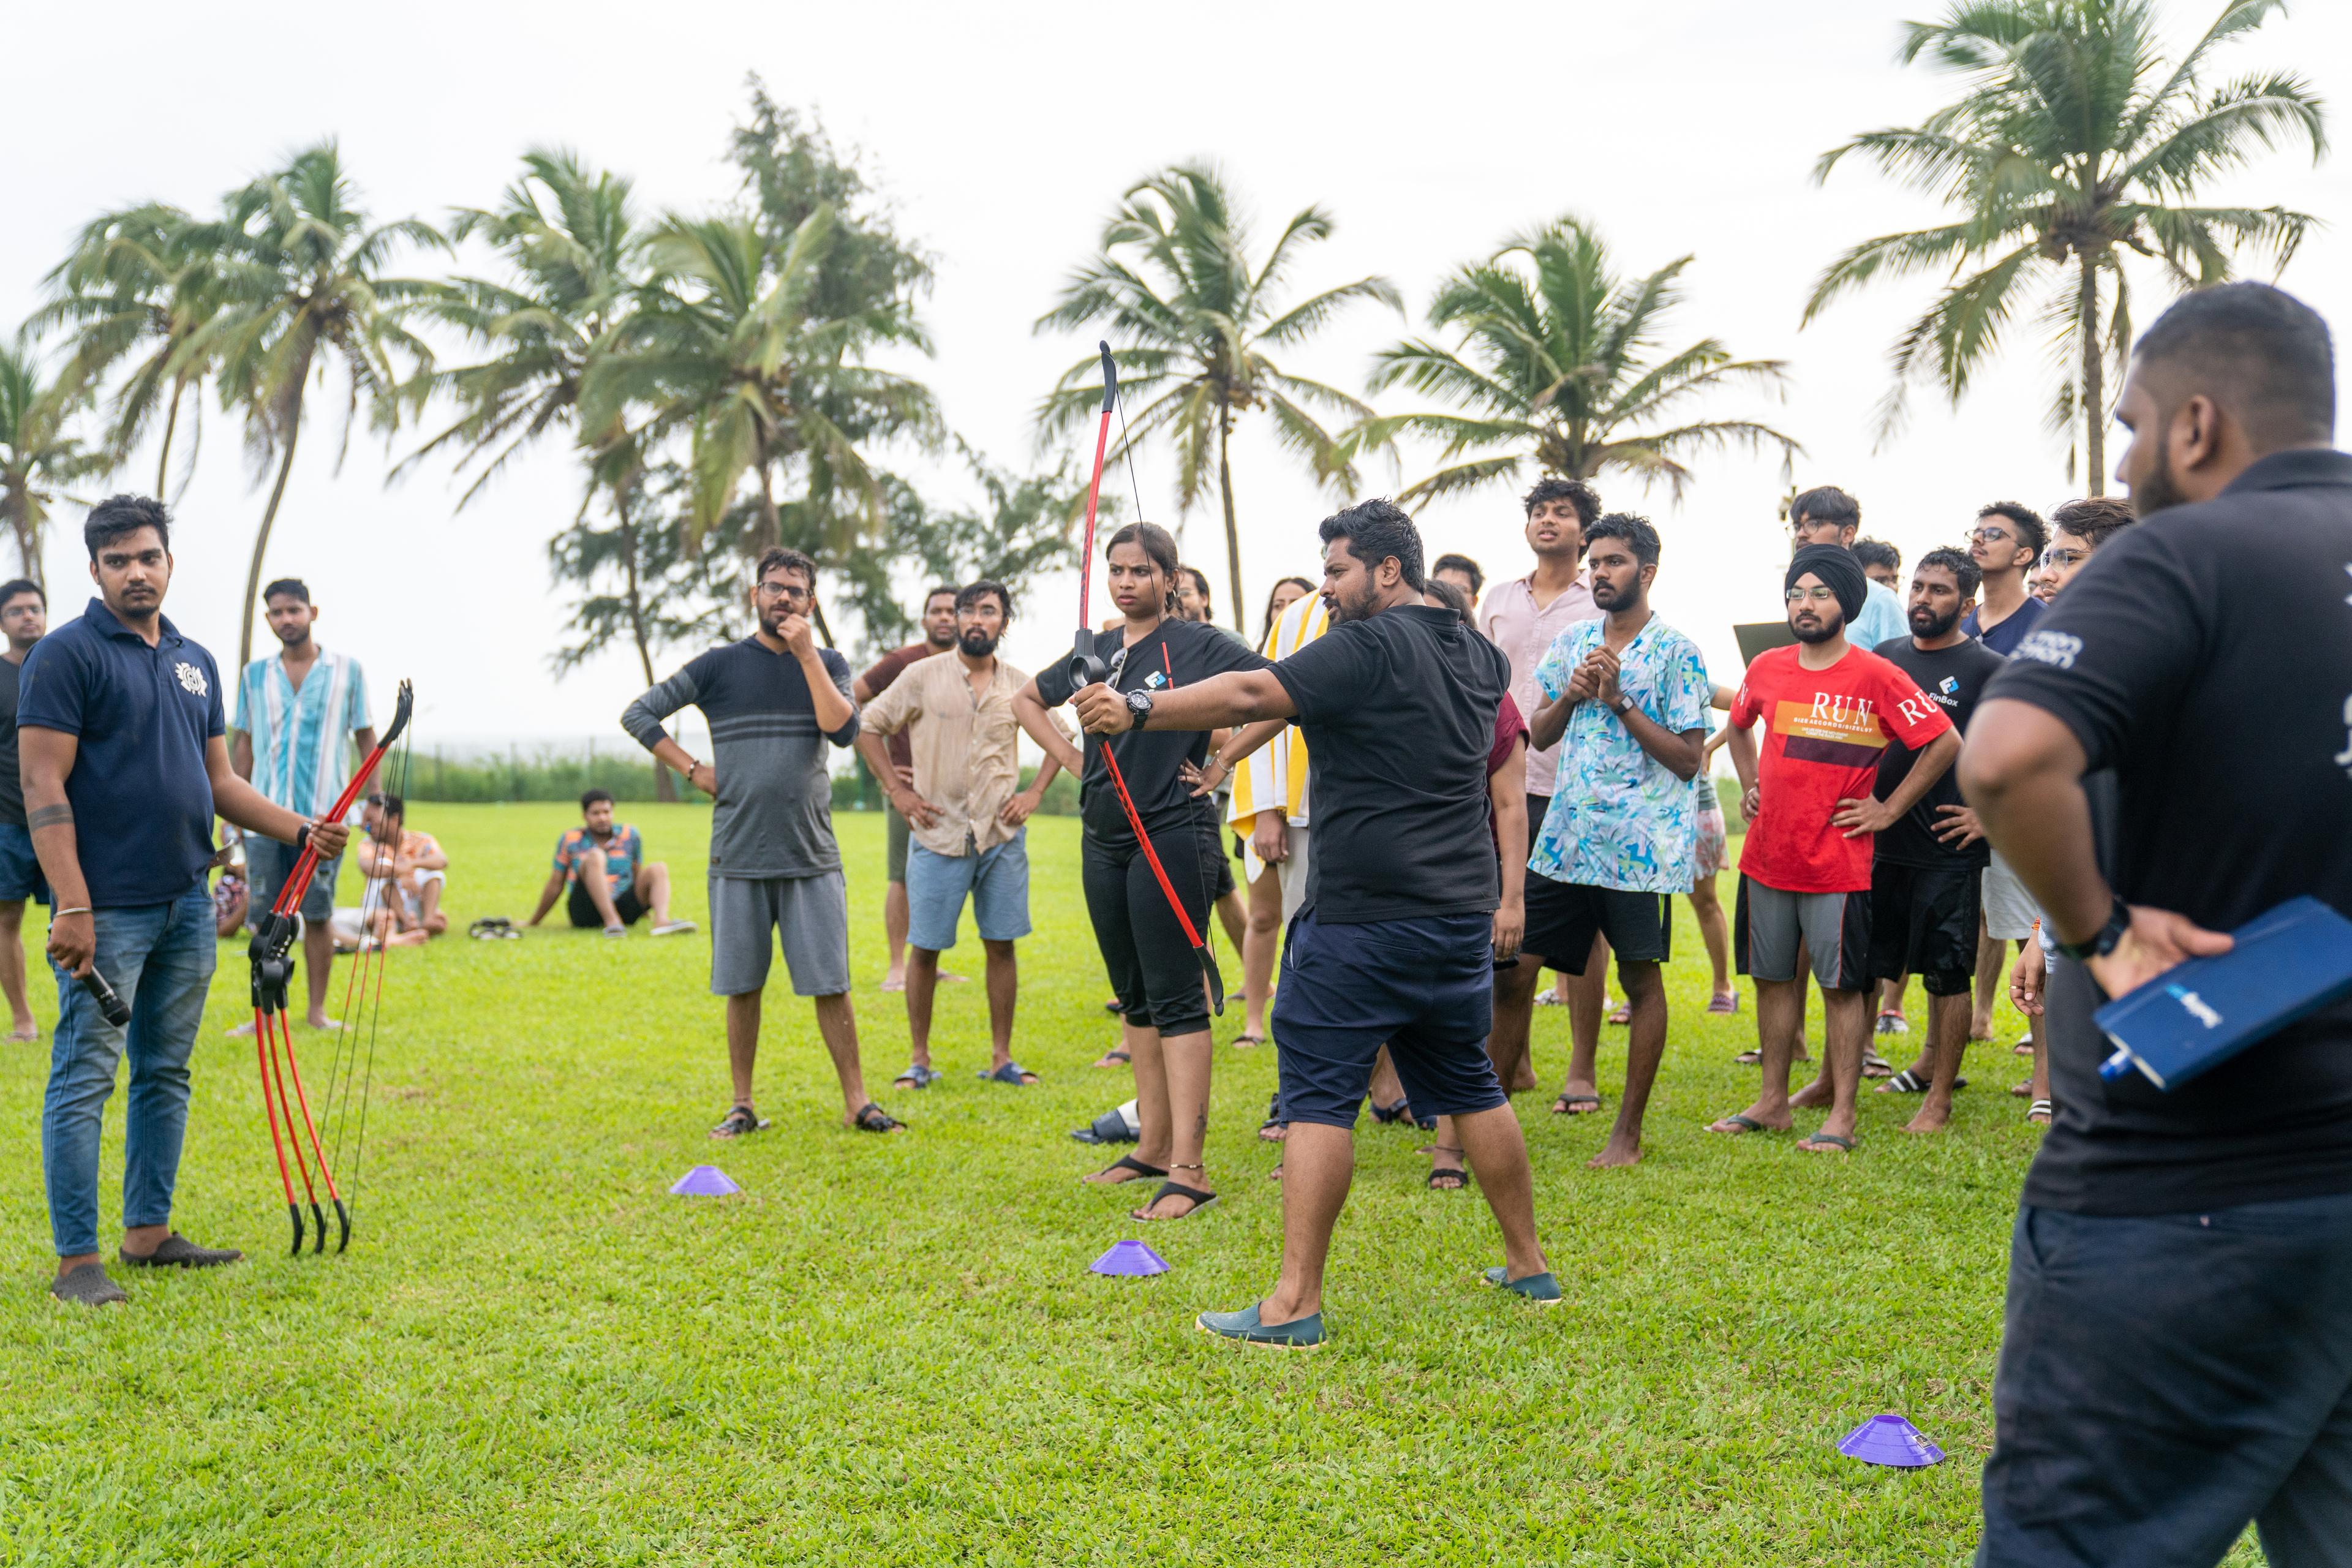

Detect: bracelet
54,907,91,918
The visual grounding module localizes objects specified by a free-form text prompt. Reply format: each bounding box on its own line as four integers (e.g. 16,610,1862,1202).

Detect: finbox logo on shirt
174,662,207,697
1772,692,1887,767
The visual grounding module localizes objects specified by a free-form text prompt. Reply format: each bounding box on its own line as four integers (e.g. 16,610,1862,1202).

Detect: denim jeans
41,878,218,1257
1977,1192,2352,1567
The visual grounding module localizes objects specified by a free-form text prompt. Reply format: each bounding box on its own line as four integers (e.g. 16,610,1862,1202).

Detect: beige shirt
860,651,1065,856
1479,570,1597,797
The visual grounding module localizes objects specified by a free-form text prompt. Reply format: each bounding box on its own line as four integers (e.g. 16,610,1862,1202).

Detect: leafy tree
1806,0,2325,488
1035,164,1398,631
1360,216,1799,506
547,461,743,676
0,341,104,587
187,142,445,669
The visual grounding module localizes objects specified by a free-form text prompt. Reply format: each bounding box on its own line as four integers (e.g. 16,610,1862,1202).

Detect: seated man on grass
331,794,452,951
527,788,692,937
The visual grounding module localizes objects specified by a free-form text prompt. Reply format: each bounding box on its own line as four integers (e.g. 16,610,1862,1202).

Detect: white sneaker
603,925,627,940
650,920,696,937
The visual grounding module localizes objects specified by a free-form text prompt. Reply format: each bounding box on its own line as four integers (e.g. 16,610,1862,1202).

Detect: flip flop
1088,1154,1166,1183
1706,1112,1774,1135
979,1061,1038,1086
1091,1047,1131,1068
1133,1181,1218,1221
1734,1048,1763,1065
1707,992,1740,1015
1796,1132,1856,1154
1551,1093,1603,1115
1229,1031,1267,1049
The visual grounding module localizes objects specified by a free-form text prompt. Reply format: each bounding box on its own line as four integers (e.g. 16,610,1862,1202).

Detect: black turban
1787,544,1867,624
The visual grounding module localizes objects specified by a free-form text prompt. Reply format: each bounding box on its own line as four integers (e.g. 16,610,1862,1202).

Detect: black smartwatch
1123,688,1155,731
2055,894,2131,962
1608,695,1634,717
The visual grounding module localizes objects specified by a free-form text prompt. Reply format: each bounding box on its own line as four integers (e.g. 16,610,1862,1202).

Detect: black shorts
1521,873,1673,969
568,883,647,928
1869,861,1980,996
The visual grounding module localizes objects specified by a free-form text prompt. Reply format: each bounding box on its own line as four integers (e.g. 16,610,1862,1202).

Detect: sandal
1877,1069,1964,1095
1861,1050,1896,1079
1607,1002,1631,1026
1368,1098,1413,1125
1229,1031,1267,1049
1133,1179,1218,1221
2011,1077,2034,1097
979,1061,1038,1086
1706,1112,1774,1135
1734,1048,1763,1065
892,1063,942,1090
1090,1154,1167,1183
850,1102,905,1134
709,1104,769,1139
2026,1099,2052,1125
1796,1132,1855,1154
1091,1047,1131,1068
1552,1093,1603,1115
1426,1147,1468,1190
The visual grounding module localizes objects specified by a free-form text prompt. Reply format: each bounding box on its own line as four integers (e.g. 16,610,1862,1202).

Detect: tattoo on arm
28,804,73,832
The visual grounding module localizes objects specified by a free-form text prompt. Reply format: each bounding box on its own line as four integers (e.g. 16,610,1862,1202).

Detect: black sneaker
51,1262,127,1306
120,1232,244,1268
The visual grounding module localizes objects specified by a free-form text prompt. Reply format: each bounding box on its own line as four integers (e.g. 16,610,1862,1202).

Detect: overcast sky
7,0,2345,760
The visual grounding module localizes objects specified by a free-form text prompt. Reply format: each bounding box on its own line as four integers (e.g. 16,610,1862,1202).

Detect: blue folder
2095,897,2352,1091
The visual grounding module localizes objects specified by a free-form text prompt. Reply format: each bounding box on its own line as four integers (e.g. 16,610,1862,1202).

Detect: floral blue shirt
1530,615,1712,892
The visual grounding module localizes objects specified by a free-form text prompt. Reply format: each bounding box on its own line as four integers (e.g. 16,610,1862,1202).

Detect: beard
2131,445,2190,518
1790,608,1846,646
957,628,1000,658
927,624,958,649
1907,603,1961,640
1591,577,1638,612
1326,581,1379,624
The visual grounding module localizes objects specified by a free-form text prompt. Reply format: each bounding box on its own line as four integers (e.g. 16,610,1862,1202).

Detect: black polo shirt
1986,448,2352,1215
18,599,224,907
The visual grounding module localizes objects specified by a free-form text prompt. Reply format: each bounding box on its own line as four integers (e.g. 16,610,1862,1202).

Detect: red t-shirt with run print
1729,643,1951,894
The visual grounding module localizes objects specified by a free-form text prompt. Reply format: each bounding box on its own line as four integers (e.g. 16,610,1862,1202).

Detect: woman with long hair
1016,522,1268,1219
1259,576,1314,644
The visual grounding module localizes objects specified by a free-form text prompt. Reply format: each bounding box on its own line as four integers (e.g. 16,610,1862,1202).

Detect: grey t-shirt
623,638,859,878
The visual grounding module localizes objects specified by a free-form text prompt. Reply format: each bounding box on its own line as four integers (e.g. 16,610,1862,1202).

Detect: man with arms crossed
0,579,48,1042
1079,500,1557,1346
1709,545,1955,1153
854,588,959,992
624,548,900,1139
1861,548,2003,1133
1963,283,2352,1566
527,788,691,935
1523,514,1710,1167
231,578,375,1033
856,581,1060,1089
27,496,350,1305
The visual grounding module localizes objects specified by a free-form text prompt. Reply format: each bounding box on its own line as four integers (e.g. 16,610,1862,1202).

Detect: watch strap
2056,894,2130,962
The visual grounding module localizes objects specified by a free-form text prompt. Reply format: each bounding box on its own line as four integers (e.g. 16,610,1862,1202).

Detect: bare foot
881,971,906,993
1790,1077,1833,1110
6,1023,37,1043
1901,1102,1953,1134
1969,1017,1994,1042
1588,1137,1643,1168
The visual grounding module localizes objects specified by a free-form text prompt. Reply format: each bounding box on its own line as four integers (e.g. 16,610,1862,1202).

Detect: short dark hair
1318,499,1425,591
85,494,170,560
262,578,311,606
1850,538,1901,575
755,546,817,589
1430,552,1485,596
2133,281,2335,447
366,791,405,818
922,585,959,611
1423,577,1473,620
1977,500,2048,557
1789,486,1860,533
1582,511,1660,568
1520,477,1600,527
1175,565,1213,605
580,788,614,810
2049,496,2139,553
956,579,1011,620
0,579,44,611
1913,546,1981,598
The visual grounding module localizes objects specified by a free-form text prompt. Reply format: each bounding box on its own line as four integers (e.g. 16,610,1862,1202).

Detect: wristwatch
1608,695,1634,717
2054,893,2131,962
1123,688,1155,731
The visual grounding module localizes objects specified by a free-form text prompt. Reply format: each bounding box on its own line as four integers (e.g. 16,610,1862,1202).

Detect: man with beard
1856,548,2005,1133
1961,282,2352,1567
854,581,1064,1089
1077,499,1556,1346
1523,513,1711,1167
856,587,960,993
1708,545,1954,1154
624,548,901,1139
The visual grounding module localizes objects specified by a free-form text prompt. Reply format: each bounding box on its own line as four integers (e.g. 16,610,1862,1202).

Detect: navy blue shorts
0,823,47,904
1270,908,1507,1129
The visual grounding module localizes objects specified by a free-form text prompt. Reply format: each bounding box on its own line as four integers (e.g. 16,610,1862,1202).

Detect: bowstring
344,722,414,1231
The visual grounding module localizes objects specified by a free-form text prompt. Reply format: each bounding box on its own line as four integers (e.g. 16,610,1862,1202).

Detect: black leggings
1083,821,1219,1038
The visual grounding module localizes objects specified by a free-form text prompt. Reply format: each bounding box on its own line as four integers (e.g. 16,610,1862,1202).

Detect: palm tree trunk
154,382,183,499
614,480,676,803
2080,255,2105,497
240,407,304,673
1217,406,1245,633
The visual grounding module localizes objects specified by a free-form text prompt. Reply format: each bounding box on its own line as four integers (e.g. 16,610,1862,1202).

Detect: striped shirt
233,647,372,820
1226,592,1330,874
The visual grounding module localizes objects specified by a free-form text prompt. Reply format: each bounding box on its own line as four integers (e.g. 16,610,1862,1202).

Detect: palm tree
581,207,940,643
0,341,104,587
34,203,219,499
1035,164,1399,631
1805,0,2325,489
1360,217,1800,506
190,142,445,669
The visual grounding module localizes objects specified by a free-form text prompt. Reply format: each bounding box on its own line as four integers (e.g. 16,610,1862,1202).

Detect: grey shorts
247,835,339,923
885,804,910,883
1734,875,1872,992
708,872,850,997
1983,851,2041,942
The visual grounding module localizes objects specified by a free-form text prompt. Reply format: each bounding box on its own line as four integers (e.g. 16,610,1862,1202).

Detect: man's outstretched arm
1073,670,1297,734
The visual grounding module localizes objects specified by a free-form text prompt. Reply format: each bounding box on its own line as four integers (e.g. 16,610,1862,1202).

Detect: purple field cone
1838,1413,1946,1468
1090,1239,1170,1276
669,1164,741,1197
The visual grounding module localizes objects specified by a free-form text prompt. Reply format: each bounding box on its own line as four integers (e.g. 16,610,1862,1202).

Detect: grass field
0,803,2255,1566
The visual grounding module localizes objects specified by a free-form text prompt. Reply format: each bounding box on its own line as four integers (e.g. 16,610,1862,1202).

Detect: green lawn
0,804,2250,1566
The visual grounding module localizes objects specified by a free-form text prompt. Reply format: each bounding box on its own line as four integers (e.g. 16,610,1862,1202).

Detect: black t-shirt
1268,604,1507,924
0,654,24,826
1869,635,2003,869
1986,448,2352,1216
1035,618,1267,848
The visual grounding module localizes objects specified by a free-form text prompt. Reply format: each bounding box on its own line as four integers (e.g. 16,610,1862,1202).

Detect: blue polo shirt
18,599,224,907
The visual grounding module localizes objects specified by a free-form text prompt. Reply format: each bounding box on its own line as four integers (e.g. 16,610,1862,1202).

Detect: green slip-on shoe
1483,1265,1564,1304
1196,1302,1325,1348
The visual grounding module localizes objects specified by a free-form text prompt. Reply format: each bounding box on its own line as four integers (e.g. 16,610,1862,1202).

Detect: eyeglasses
1970,526,2012,544
755,581,811,603
2039,548,2088,570
1784,586,1840,605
